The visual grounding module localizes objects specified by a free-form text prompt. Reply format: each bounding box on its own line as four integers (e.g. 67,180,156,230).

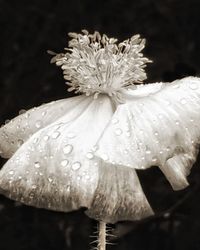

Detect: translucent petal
0,95,89,158
0,94,153,222
95,77,200,190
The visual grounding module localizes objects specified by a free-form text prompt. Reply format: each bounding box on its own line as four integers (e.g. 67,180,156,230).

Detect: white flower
0,30,200,223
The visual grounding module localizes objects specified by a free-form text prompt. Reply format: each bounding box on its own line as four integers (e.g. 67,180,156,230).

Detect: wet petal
86,161,153,223
0,95,89,158
96,77,200,190
0,95,115,214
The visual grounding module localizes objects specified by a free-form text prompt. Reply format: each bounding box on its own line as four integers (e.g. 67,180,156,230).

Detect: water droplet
101,153,109,161
190,82,198,90
146,149,151,155
9,170,14,175
91,145,99,152
19,109,26,115
17,139,24,146
86,152,94,159
42,135,49,142
42,110,47,116
158,113,163,119
66,185,70,192
112,118,119,124
180,98,187,104
164,100,171,105
61,159,69,167
32,185,37,189
48,177,53,183
72,162,81,171
67,132,76,138
166,146,171,152
85,174,90,180
124,149,129,154
52,131,60,139
152,157,157,162
126,132,131,137
35,120,42,128
159,150,163,154
39,172,43,176
34,162,41,168
115,128,122,135
154,131,159,136
18,176,22,180
63,144,73,154
33,137,39,144
175,120,180,125
172,83,180,89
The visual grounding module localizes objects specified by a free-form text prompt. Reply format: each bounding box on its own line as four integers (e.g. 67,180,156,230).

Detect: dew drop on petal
33,138,39,144
146,149,151,155
42,111,47,116
115,128,122,135
152,157,157,163
154,131,159,136
19,109,26,115
61,159,69,167
42,135,49,142
67,132,76,138
180,98,187,104
172,83,180,89
91,145,99,152
102,153,109,161
112,118,119,124
48,177,53,183
34,162,41,168
72,161,81,171
17,139,24,146
86,152,94,159
35,120,42,128
175,120,180,125
63,144,73,155
190,82,198,90
52,131,60,139
9,170,14,175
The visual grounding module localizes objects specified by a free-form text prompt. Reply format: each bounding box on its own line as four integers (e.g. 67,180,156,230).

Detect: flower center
50,30,151,99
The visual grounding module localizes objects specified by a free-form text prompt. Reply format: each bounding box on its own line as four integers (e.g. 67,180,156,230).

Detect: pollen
51,30,151,99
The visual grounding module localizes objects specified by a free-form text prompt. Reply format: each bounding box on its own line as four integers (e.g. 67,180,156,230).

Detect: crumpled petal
0,94,153,223
0,95,89,158
95,77,200,190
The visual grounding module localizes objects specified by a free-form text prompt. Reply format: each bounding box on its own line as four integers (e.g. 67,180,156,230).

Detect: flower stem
98,221,106,250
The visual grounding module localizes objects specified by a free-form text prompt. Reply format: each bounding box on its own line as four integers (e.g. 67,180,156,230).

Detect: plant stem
98,221,106,250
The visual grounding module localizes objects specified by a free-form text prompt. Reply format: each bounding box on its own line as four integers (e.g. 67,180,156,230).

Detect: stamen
51,30,152,98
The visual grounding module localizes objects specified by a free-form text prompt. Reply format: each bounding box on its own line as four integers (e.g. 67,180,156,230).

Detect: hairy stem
98,221,106,250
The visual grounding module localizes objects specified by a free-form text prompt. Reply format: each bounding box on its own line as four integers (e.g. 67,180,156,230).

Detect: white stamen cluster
51,30,151,99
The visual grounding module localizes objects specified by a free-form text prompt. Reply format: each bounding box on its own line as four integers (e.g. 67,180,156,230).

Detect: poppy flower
0,30,199,224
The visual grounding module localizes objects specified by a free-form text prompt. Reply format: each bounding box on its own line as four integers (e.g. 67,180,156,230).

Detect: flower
0,30,200,224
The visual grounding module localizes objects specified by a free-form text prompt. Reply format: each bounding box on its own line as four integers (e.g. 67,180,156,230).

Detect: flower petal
0,95,89,158
95,77,200,190
86,162,153,223
0,95,115,214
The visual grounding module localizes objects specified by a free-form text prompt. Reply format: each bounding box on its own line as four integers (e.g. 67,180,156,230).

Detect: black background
1,0,200,249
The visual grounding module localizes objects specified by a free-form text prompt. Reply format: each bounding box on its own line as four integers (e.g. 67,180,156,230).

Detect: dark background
1,0,200,249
